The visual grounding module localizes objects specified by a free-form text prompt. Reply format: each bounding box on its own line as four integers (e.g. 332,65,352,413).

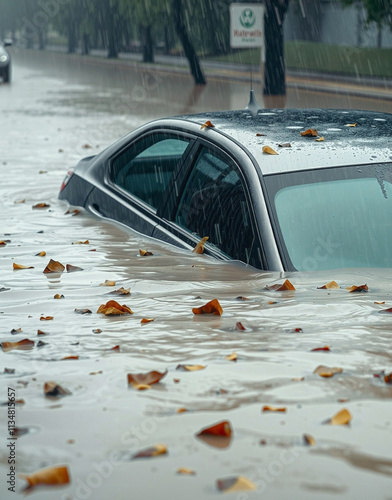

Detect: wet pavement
0,50,392,500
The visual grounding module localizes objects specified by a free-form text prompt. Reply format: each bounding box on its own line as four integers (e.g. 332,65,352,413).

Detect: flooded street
1,50,392,500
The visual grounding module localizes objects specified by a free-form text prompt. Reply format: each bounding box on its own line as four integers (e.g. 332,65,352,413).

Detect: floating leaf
345,123,357,127
11,328,22,334
317,281,339,289
141,318,154,324
200,120,214,129
374,301,385,305
66,264,83,272
216,476,257,493
35,251,46,257
20,465,70,490
74,308,92,315
315,137,325,142
226,352,237,362
235,321,246,331
266,279,295,291
2,339,34,352
133,384,151,390
109,287,131,296
256,132,266,136
110,345,120,351
278,142,291,148
133,444,167,459
378,307,392,314
197,421,232,437
176,364,206,372
61,356,79,360
300,128,318,137
13,263,34,270
262,145,278,155
384,372,392,384
43,259,65,274
127,370,167,387
82,143,92,149
92,328,102,334
64,209,80,216
15,199,26,204
192,298,223,316
32,203,50,209
40,316,53,321
262,405,287,413
100,280,116,286
192,236,209,254
37,329,47,335
311,346,330,352
0,240,9,246
235,296,249,301
303,434,316,446
313,365,343,377
173,378,180,383
346,284,368,293
325,408,352,425
139,249,153,256
54,294,64,299
292,376,305,382
177,467,196,475
97,300,133,315
44,382,71,397
72,240,89,245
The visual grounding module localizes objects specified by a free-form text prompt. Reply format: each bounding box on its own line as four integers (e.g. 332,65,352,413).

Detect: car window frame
161,137,266,268
106,128,197,217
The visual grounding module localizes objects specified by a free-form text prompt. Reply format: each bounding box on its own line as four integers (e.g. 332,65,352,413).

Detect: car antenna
245,67,262,117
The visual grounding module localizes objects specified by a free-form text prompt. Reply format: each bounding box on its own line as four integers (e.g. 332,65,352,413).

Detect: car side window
112,133,190,210
175,146,258,265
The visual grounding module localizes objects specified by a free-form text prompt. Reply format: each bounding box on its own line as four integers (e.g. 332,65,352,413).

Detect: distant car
0,39,11,82
59,106,392,271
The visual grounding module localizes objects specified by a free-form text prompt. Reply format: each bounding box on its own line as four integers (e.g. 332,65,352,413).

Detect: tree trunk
67,23,77,54
82,33,90,55
377,24,382,48
263,0,290,103
173,0,206,85
38,30,45,50
140,25,154,63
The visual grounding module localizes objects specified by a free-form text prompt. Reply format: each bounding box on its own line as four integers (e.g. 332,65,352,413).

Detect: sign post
230,3,265,94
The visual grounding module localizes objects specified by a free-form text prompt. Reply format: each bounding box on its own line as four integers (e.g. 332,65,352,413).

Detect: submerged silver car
59,107,392,271
0,39,11,82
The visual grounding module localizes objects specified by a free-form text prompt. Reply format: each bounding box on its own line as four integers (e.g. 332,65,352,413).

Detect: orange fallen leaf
37,330,47,335
133,384,151,390
109,287,131,295
61,356,79,360
20,465,70,490
82,143,92,149
2,339,35,352
14,199,26,204
139,249,153,256
317,281,339,289
11,328,22,334
311,346,330,352
141,318,154,324
100,280,116,286
54,294,64,299
177,467,196,475
177,407,188,413
256,132,266,136
110,345,120,351
378,307,392,314
325,408,352,425
384,372,392,384
262,145,278,155
217,476,257,493
66,264,83,272
176,364,206,372
374,301,385,305
192,236,209,254
64,209,80,216
262,405,287,413
226,352,237,362
32,203,50,209
173,378,180,383
97,300,133,315
313,365,343,377
200,120,214,129
235,321,246,331
44,382,71,397
346,284,368,293
303,434,316,446
315,136,325,142
235,296,249,301
43,259,65,274
197,421,232,437
13,263,34,270
40,316,53,321
300,128,318,137
127,370,167,387
192,298,223,316
133,443,167,458
35,251,46,257
72,240,89,244
92,328,102,334
345,123,357,127
266,279,295,291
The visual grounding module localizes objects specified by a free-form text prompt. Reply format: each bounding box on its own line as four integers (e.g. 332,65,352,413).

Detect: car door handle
89,203,101,216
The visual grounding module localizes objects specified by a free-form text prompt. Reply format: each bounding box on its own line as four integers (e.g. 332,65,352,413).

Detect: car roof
173,108,392,175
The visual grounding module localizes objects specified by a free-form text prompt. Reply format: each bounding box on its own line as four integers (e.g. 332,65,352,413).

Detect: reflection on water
0,51,392,500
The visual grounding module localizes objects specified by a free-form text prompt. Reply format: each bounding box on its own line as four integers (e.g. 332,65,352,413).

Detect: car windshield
265,164,392,271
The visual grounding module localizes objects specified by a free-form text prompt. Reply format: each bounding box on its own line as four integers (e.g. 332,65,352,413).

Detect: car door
86,130,195,236
154,140,265,268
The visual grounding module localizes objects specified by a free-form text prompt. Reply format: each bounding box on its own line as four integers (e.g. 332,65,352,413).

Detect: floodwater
0,49,392,500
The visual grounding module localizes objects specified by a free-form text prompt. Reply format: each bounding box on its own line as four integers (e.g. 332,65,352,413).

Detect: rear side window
112,133,190,211
175,146,258,266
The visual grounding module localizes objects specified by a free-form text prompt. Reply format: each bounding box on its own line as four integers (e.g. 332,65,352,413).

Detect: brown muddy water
1,50,392,500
